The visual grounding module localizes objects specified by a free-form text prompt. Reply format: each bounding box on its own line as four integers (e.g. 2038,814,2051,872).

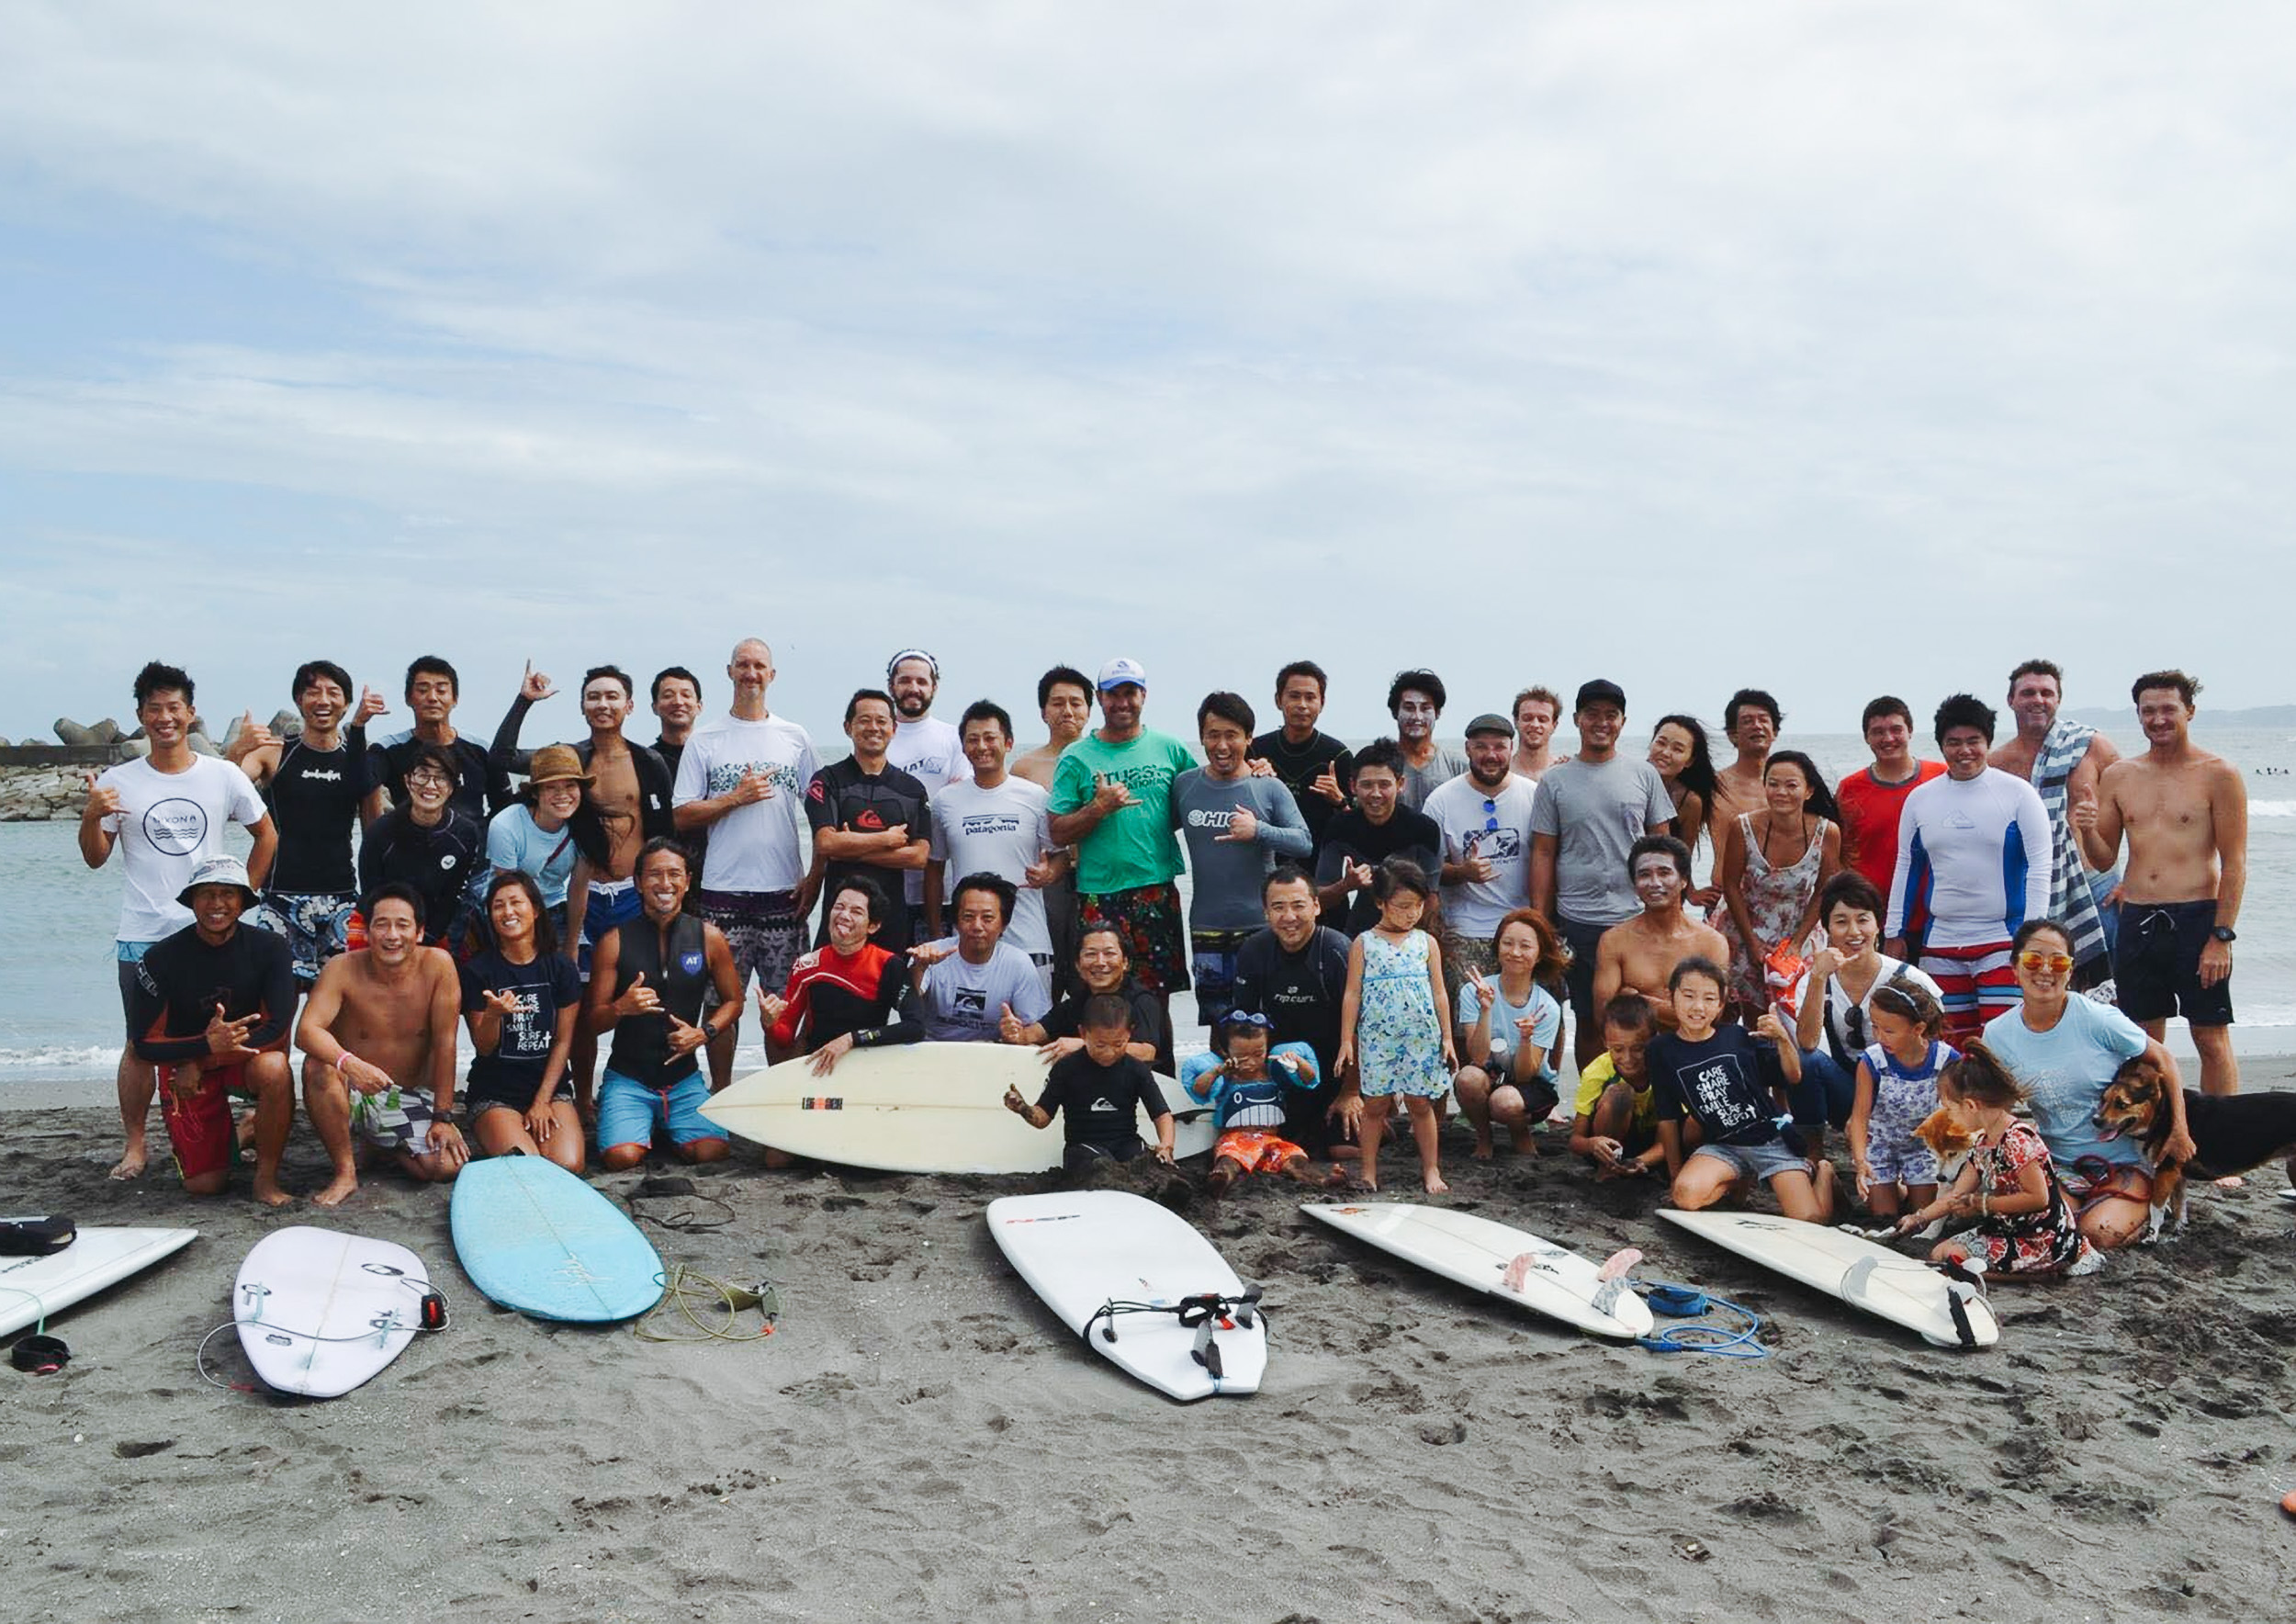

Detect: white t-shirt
890,716,971,908
671,714,820,895
1423,773,1539,939
1815,956,1944,1066
929,776,1055,958
97,755,268,942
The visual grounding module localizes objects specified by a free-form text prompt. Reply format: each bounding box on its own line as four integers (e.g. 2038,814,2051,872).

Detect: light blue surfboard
449,1156,665,1323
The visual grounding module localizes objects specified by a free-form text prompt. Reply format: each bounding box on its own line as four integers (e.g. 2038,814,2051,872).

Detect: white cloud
3,2,2293,739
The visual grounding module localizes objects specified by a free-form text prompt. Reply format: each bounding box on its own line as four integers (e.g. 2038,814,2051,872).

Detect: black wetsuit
804,758,931,950
1315,805,1443,935
128,923,296,1065
1040,978,1176,1077
266,736,366,895
603,912,710,1088
1247,727,1355,853
357,806,485,944
1232,923,1352,1155
1034,1051,1171,1167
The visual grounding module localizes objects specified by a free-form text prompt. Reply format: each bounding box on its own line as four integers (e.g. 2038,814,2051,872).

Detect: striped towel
2030,719,2113,970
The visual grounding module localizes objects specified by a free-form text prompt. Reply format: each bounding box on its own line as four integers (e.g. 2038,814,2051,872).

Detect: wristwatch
2211,925,2237,944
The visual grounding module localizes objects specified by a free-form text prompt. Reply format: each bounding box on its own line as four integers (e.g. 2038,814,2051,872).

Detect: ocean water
6,722,2291,1084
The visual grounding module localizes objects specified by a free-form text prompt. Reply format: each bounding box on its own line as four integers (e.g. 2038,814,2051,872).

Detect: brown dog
1912,1105,1981,1181
2094,1055,2296,1221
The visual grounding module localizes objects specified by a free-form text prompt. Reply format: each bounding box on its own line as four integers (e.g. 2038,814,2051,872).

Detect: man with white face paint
1386,669,1468,813
1989,659,2122,989
1592,835,1731,1036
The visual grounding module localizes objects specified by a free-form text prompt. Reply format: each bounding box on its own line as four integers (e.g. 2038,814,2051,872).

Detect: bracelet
1979,1190,1990,1216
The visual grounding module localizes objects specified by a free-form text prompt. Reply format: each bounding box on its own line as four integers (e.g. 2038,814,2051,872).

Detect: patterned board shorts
1213,1128,1308,1175
697,888,805,1011
255,890,356,983
1079,883,1189,994
349,1085,444,1157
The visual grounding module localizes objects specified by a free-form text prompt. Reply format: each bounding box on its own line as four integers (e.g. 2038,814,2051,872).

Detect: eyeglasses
406,770,451,788
2017,952,2076,974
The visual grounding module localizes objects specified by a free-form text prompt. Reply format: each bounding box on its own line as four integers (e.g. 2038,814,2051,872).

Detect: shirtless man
494,661,677,1100
1991,660,2122,988
1012,664,1093,790
1592,835,1730,1033
297,883,467,1205
1510,687,1570,783
2077,671,2247,1098
1703,689,1780,858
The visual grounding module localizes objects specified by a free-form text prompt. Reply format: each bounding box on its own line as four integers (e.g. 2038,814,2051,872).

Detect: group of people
84,644,2248,1276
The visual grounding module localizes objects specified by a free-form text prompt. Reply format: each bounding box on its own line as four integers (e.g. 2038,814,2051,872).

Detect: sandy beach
5,1082,2294,1624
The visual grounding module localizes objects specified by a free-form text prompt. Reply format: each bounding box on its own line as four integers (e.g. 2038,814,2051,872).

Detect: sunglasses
1481,796,1501,834
2017,951,2076,974
1841,1003,1868,1048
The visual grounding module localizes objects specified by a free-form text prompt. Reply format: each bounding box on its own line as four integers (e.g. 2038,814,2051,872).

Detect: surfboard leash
634,1267,778,1344
1081,1286,1266,1381
1630,1280,1770,1360
194,1276,453,1393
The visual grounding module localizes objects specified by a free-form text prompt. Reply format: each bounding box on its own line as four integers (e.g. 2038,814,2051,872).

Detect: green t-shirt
1049,729,1198,894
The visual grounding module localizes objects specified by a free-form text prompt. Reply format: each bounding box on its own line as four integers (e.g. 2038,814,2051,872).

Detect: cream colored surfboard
701,1041,1215,1174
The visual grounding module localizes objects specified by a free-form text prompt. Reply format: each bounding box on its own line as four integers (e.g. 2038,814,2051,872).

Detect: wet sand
4,1087,2294,1623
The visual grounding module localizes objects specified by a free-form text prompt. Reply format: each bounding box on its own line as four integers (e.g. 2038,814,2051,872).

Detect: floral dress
1355,930,1451,1100
1716,812,1830,1008
1966,1121,2095,1276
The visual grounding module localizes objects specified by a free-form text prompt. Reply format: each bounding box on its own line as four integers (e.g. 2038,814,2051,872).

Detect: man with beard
1424,713,1537,1005
1387,669,1468,812
298,883,467,1205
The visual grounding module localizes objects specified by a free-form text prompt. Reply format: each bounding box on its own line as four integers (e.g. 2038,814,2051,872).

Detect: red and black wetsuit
769,942,911,1052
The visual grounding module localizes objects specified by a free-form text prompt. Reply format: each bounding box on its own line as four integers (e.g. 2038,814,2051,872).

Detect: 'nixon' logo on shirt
142,798,210,856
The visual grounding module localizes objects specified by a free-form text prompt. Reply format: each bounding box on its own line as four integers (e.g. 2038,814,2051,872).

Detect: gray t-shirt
1527,754,1674,927
1398,746,1469,813
916,938,1052,1041
1169,769,1313,933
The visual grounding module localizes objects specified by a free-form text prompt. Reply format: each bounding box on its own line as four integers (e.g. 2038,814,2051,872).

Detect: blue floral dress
1356,930,1451,1100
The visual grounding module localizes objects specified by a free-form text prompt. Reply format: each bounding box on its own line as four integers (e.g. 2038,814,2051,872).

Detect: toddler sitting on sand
1181,1011,1342,1195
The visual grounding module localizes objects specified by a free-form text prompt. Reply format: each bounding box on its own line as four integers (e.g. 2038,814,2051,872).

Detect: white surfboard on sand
1659,1208,1998,1349
988,1190,1266,1401
1,1225,197,1338
1300,1202,1655,1340
233,1227,434,1397
703,1042,1215,1174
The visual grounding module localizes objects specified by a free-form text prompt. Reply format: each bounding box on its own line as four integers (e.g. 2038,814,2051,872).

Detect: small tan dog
1912,1105,1982,1182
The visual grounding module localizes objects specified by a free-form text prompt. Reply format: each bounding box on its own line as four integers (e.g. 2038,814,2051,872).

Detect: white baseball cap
1097,657,1147,692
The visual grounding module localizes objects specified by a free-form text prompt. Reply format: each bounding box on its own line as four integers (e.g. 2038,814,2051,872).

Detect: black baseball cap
1574,679,1626,713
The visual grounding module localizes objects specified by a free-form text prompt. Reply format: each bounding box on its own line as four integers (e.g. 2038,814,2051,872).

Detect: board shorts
116,940,155,1038
159,1059,256,1181
1478,1071,1559,1123
1063,1134,1149,1173
1189,929,1255,1029
1556,915,1609,1029
349,1085,445,1158
1079,883,1189,994
698,888,804,1018
254,889,355,983
1691,1137,1811,1186
597,1066,725,1151
1918,941,2019,1047
579,877,646,981
1213,1128,1307,1175
2114,900,2234,1027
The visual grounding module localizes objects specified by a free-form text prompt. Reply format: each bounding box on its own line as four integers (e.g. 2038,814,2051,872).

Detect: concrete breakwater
0,710,298,819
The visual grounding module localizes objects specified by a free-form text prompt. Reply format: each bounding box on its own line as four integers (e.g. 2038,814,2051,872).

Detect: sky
3,3,2292,749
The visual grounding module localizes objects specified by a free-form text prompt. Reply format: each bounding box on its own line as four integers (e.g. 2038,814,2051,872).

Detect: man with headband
885,648,973,936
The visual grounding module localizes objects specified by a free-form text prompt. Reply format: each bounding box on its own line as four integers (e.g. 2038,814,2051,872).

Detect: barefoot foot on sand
1424,1172,1450,1195
251,1177,295,1209
110,1146,147,1180
312,1172,359,1208
1469,1137,1494,1161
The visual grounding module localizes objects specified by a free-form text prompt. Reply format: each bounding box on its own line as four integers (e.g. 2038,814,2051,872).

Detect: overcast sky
3,4,2291,749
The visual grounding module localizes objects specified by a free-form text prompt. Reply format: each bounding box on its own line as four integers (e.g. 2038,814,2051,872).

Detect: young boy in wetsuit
1566,992,1684,1179
1180,1010,1343,1194
1003,994,1176,1172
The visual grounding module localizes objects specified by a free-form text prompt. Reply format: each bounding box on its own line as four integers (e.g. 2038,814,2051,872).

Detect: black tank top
269,739,364,893
604,912,710,1088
